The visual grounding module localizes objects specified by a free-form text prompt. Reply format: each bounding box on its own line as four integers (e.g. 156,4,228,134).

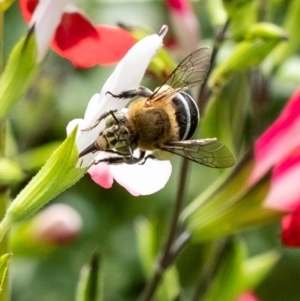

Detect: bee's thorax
128,97,180,150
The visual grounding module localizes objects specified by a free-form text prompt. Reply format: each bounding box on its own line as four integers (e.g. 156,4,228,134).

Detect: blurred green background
3,0,300,300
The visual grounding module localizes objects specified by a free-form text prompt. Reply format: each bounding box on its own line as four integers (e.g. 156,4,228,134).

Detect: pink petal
19,0,38,23
88,164,114,189
165,0,200,57
281,205,300,247
249,88,300,184
51,14,135,68
264,146,300,212
111,159,172,196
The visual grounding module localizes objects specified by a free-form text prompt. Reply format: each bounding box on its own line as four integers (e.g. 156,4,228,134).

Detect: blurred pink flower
33,204,82,245
165,0,200,57
249,87,300,246
67,26,172,196
236,291,261,301
19,0,135,67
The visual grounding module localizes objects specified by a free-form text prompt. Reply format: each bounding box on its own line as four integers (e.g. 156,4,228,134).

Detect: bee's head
103,111,137,156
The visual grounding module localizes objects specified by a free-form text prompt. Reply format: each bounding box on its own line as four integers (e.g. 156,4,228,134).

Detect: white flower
67,25,172,196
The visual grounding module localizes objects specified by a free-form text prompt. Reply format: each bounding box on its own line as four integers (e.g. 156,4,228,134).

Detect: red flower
19,0,135,68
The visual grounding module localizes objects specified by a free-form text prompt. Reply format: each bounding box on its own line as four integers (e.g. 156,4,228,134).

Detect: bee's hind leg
94,151,146,165
139,154,156,165
106,86,153,99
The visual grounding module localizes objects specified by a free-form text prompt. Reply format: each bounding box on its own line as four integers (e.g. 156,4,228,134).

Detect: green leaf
201,239,246,301
0,30,38,120
157,266,180,301
206,0,227,27
0,0,15,12
209,23,287,92
200,241,279,301
0,127,87,242
201,72,250,155
135,217,180,301
0,253,11,294
0,157,25,185
76,253,103,301
272,0,300,68
223,0,258,39
135,217,158,276
182,154,283,243
243,250,280,289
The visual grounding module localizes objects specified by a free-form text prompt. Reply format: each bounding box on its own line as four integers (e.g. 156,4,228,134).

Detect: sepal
0,127,86,241
0,30,38,120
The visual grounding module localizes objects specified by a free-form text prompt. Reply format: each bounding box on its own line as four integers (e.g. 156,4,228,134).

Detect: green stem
197,19,230,113
138,159,191,301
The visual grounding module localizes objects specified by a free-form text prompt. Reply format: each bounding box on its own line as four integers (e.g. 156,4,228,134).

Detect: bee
79,48,235,168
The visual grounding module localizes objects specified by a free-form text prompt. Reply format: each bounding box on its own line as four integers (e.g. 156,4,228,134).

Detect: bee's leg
106,86,153,99
124,150,146,164
94,151,146,165
82,110,117,131
139,154,156,165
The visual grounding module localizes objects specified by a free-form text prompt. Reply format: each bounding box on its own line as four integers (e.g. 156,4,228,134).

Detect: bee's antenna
110,110,121,128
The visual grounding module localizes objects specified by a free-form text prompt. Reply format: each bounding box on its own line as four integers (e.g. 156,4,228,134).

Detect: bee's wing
150,48,211,100
160,138,235,168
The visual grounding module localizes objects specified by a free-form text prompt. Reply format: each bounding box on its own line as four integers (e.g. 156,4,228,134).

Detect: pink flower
19,0,135,68
236,292,261,301
67,26,172,196
165,0,200,57
249,87,300,246
249,88,300,212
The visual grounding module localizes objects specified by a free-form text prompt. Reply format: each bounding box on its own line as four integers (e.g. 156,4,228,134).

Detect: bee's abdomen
172,92,200,140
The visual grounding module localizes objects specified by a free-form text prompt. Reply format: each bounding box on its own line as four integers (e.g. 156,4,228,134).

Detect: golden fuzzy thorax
127,88,180,150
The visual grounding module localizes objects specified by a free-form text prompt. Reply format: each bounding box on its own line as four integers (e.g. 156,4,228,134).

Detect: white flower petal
31,0,70,62
111,160,172,196
84,93,101,121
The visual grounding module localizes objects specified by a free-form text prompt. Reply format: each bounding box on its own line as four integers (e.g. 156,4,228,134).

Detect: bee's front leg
106,86,153,99
82,110,117,132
